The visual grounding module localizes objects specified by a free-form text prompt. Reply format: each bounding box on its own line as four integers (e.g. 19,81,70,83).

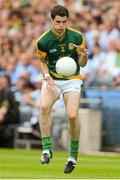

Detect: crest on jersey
68,43,74,50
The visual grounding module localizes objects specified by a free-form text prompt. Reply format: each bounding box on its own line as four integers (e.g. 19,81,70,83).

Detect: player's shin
69,139,79,160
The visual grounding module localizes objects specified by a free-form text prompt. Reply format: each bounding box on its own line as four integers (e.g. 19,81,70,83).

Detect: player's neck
52,28,66,38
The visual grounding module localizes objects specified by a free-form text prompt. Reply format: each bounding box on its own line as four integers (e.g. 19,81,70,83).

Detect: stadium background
0,0,120,153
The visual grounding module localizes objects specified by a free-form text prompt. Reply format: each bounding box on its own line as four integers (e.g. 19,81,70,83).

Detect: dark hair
0,73,11,86
51,5,69,20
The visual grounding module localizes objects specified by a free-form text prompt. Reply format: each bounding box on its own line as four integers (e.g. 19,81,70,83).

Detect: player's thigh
41,82,60,109
63,91,81,117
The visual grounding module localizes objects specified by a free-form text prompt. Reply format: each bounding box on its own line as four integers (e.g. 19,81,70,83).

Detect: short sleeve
80,34,86,48
36,40,47,61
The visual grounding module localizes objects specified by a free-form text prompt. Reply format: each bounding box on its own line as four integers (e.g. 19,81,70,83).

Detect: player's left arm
73,35,88,67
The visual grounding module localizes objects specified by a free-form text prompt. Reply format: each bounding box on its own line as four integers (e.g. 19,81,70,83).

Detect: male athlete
36,5,88,173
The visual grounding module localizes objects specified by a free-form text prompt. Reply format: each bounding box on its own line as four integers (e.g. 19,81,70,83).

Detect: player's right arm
36,39,55,88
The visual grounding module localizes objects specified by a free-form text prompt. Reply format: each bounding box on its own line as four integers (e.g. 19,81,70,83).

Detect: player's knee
67,112,76,121
41,103,50,114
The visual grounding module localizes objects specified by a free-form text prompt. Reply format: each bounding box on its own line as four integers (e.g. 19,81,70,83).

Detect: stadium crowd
0,0,120,148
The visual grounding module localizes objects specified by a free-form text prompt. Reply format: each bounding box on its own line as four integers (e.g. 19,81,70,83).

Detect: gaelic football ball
56,56,77,76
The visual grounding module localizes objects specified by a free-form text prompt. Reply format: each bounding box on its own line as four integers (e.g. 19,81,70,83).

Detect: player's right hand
43,76,55,89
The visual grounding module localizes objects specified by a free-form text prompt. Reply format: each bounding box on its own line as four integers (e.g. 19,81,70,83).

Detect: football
56,56,77,76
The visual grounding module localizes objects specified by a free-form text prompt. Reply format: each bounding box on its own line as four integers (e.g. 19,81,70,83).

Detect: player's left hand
73,44,89,56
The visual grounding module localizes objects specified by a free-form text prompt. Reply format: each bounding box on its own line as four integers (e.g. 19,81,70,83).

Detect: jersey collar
51,28,67,41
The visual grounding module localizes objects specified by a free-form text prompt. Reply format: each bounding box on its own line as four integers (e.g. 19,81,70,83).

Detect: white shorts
54,79,83,95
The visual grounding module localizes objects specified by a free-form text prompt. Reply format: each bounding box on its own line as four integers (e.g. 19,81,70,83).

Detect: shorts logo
49,49,57,53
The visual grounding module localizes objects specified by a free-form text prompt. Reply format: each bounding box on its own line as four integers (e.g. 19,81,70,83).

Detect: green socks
42,137,52,150
70,140,79,160
42,137,79,160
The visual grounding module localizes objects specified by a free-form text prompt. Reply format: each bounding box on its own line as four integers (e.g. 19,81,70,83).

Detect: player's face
51,16,68,36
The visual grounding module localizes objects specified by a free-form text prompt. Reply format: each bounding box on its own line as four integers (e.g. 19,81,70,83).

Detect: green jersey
36,27,86,80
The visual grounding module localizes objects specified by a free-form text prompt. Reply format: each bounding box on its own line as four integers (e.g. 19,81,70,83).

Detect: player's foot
64,157,76,173
40,150,52,164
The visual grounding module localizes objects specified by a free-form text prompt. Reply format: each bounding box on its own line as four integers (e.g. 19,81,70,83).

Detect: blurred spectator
13,77,34,125
0,74,19,147
99,17,120,52
81,43,108,87
111,39,120,77
23,74,42,129
112,74,120,90
0,74,19,124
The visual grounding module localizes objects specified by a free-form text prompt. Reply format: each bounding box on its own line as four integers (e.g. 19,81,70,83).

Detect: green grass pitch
0,148,120,179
